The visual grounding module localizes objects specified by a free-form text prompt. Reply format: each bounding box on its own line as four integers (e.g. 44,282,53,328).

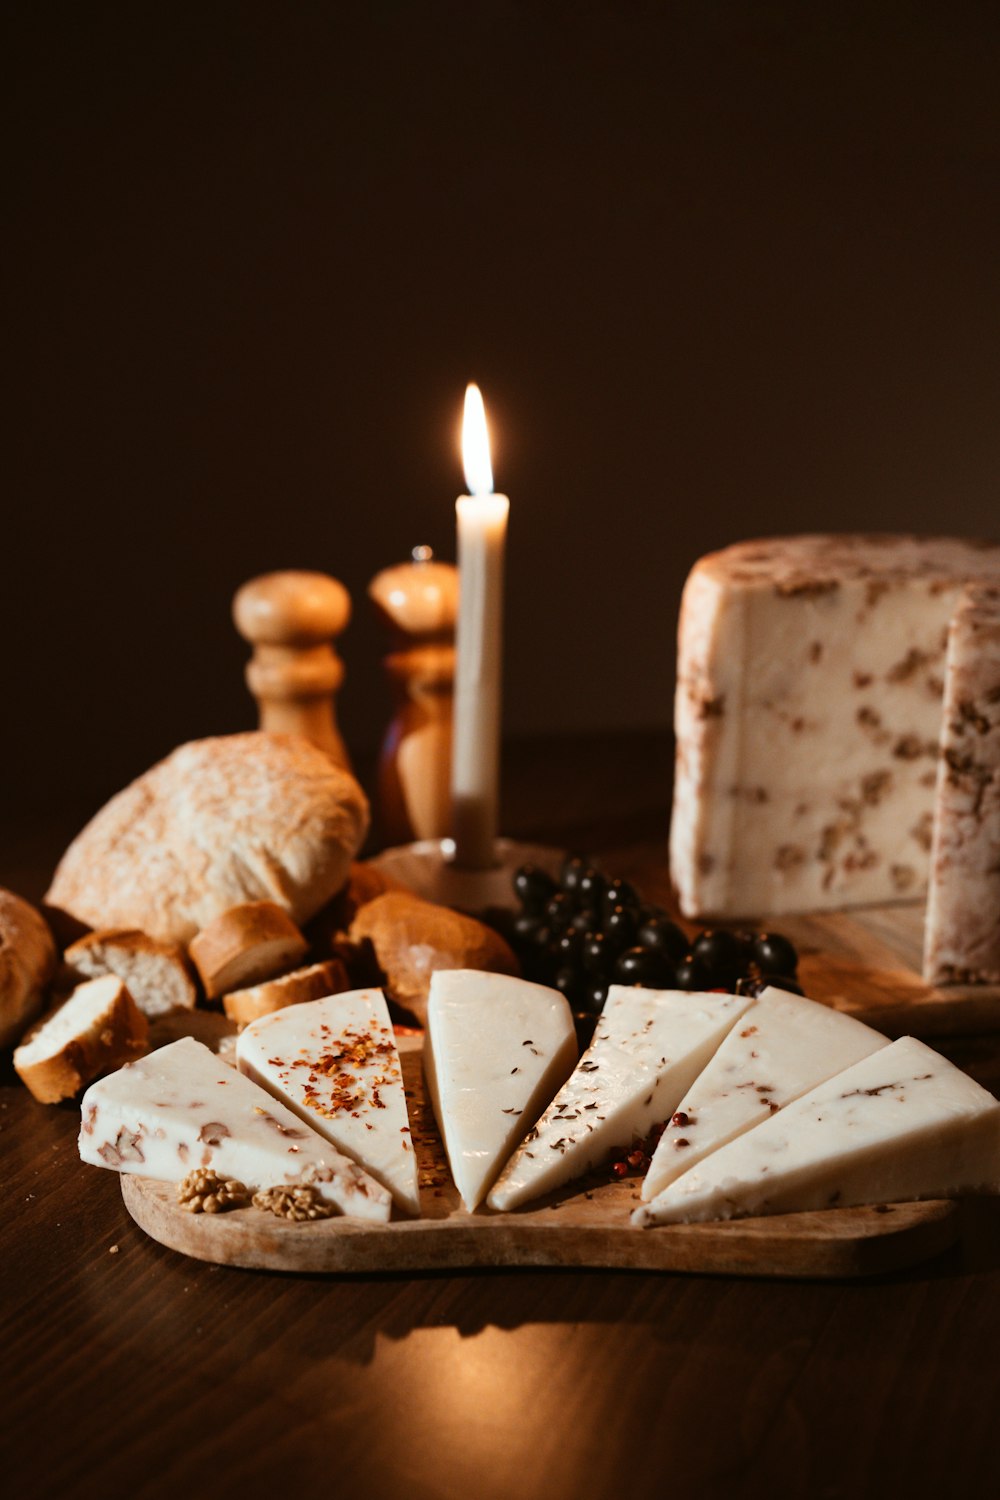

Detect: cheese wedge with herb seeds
237,988,419,1216
488,986,753,1212
634,1034,1000,1226
78,1036,392,1221
641,987,889,1200
424,969,577,1212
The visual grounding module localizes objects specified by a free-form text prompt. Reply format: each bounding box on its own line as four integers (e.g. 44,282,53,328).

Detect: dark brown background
4,1,1000,844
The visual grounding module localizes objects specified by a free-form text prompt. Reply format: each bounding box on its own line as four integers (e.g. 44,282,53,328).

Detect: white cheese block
634,1035,1000,1226
640,987,888,1200
78,1036,391,1221
236,988,419,1216
487,985,752,1212
924,585,1000,985
671,535,1000,919
424,969,577,1212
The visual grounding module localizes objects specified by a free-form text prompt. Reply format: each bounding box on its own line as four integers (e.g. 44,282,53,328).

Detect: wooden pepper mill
369,547,458,845
233,570,353,772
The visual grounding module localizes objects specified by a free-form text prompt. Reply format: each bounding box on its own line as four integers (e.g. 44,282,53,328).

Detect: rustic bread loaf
14,975,149,1103
64,929,197,1018
0,888,57,1050
348,892,518,1024
222,958,348,1026
189,902,308,998
46,732,369,945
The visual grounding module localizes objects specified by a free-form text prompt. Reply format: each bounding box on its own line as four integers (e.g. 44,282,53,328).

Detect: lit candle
451,383,509,870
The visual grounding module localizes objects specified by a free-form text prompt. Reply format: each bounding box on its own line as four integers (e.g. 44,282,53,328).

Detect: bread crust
348,892,518,1024
14,975,149,1104
189,902,308,998
222,958,348,1026
0,888,57,1050
45,732,369,945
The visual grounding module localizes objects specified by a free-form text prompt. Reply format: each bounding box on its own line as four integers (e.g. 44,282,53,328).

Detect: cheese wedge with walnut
237,988,420,1216
634,1035,1000,1226
78,1036,391,1221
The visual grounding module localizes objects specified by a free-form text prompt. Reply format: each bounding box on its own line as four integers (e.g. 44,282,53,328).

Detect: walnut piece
252,1183,335,1221
176,1168,250,1214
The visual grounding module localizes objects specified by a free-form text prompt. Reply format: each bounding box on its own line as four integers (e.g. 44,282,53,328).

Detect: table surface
4,731,1000,1500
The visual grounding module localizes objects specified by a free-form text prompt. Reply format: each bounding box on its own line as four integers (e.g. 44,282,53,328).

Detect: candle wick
412,544,434,565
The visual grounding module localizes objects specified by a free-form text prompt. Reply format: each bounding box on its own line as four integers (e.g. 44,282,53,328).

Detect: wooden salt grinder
233,570,352,772
369,547,458,845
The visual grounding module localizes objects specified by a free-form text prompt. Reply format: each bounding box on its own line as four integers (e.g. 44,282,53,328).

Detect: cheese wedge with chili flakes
634,1034,1000,1226
640,987,889,1201
237,988,419,1216
487,986,753,1213
78,1036,391,1221
424,969,577,1212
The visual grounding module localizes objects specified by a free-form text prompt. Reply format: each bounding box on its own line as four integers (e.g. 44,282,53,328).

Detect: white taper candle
451,384,509,870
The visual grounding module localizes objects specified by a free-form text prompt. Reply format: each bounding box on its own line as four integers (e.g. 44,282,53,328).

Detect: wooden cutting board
120,1039,961,1280
768,901,1000,1038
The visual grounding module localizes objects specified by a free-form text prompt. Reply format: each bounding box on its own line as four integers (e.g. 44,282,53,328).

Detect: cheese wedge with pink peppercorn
487,985,753,1212
78,1036,391,1221
236,988,420,1216
640,987,889,1201
634,1035,1000,1226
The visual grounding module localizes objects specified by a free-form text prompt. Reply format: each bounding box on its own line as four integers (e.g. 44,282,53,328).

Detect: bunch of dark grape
507,854,801,1043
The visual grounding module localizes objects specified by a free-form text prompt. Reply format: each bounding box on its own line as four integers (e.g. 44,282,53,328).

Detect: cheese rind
924,585,1000,985
487,986,752,1212
236,988,420,1216
424,970,577,1212
78,1036,391,1221
640,987,888,1199
634,1035,1000,1226
670,535,1000,919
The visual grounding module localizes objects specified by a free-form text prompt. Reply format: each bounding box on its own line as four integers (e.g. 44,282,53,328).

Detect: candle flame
462,383,494,496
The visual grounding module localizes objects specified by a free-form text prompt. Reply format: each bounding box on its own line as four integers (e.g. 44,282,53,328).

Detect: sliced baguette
64,929,197,1018
189,902,308,998
14,975,149,1104
222,959,348,1026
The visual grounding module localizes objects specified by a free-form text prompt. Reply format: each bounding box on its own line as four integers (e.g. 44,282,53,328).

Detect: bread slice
14,975,149,1104
189,902,308,998
64,929,197,1018
222,959,348,1026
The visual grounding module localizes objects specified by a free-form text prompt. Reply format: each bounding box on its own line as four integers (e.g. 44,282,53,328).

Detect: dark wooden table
4,732,1000,1499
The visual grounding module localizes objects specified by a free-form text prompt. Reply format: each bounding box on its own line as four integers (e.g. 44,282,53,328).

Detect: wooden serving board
121,1040,960,1280
777,901,1000,1038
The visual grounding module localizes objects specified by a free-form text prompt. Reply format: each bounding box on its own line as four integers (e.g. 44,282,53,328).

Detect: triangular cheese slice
237,988,420,1216
634,1034,1000,1226
641,988,889,1201
487,985,753,1212
424,969,577,1212
78,1037,391,1221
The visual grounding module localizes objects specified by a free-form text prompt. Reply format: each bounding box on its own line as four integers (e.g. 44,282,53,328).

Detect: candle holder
369,836,566,914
